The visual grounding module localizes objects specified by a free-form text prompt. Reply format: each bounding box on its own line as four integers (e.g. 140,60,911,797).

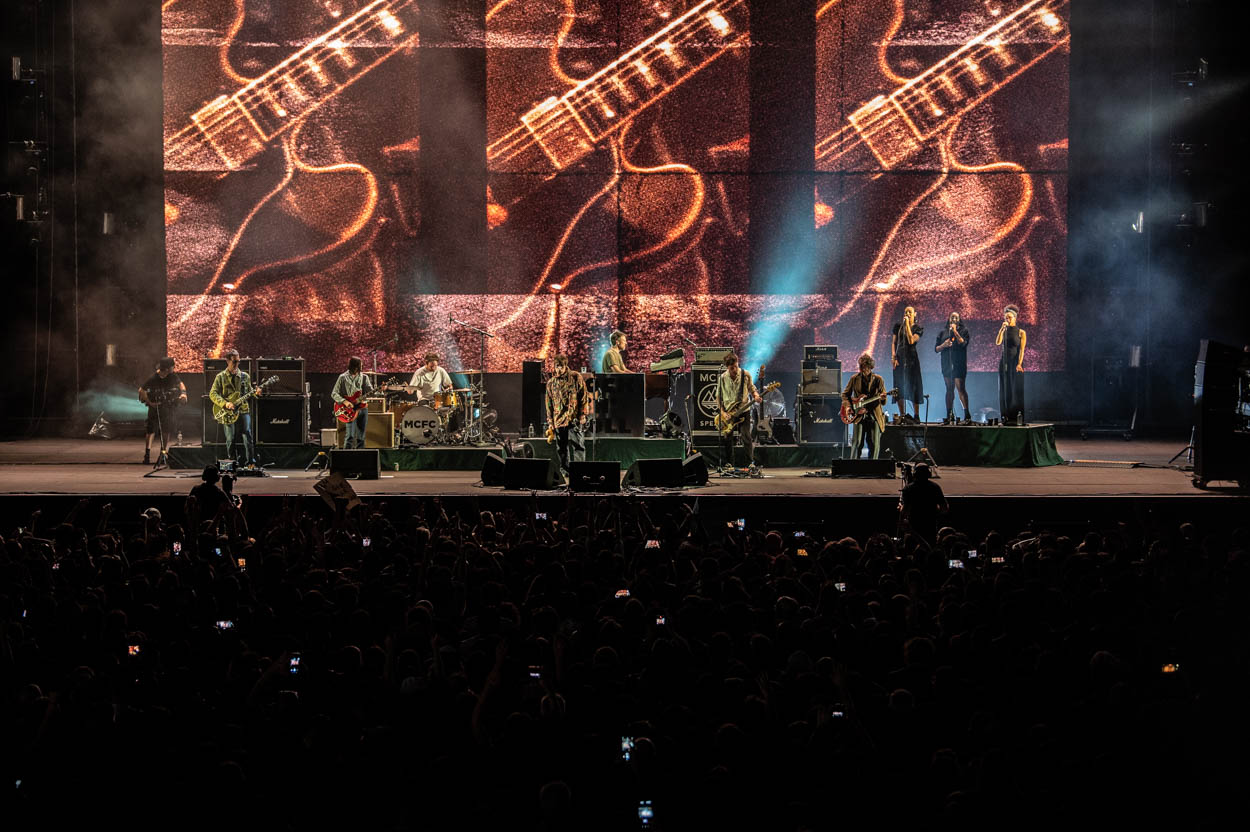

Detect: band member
602,330,629,374
409,353,453,404
544,354,588,476
716,353,762,471
995,305,1027,423
138,356,187,464
935,312,971,422
842,352,887,459
209,349,262,468
891,306,924,423
332,356,374,449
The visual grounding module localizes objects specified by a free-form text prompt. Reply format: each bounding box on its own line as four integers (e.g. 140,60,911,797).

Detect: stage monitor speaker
335,412,395,449
481,452,507,486
771,418,796,445
831,458,896,478
691,365,723,434
682,452,709,486
256,357,305,396
256,396,307,444
623,457,684,488
569,460,621,493
521,360,545,435
330,448,380,479
504,456,560,490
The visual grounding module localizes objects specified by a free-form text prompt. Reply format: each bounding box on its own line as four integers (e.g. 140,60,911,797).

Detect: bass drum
397,404,442,445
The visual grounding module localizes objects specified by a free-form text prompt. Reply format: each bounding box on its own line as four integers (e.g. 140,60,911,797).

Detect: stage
0,436,1231,499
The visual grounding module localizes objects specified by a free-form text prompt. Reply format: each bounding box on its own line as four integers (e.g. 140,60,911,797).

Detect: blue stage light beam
742,194,821,372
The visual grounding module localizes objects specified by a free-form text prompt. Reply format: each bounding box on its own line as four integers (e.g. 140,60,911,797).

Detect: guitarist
544,355,588,478
331,357,375,449
841,353,887,460
138,356,187,464
209,349,263,469
717,353,762,472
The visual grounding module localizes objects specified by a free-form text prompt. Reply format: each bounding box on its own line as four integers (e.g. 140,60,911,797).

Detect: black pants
999,365,1025,422
720,418,754,467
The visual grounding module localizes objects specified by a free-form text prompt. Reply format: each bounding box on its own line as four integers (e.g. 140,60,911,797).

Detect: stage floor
0,437,1234,498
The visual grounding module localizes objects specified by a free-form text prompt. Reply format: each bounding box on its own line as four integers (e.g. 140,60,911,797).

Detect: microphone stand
450,315,495,445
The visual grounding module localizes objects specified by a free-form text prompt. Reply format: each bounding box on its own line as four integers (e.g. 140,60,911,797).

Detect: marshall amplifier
691,365,723,435
695,346,734,365
203,357,254,391
255,396,307,445
804,345,839,365
256,357,306,396
797,395,846,445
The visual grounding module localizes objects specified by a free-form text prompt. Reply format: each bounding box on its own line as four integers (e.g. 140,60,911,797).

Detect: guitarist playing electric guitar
840,353,890,461
208,349,268,469
715,353,762,473
331,356,375,449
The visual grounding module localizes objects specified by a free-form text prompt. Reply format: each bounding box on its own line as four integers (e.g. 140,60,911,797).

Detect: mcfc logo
403,419,439,430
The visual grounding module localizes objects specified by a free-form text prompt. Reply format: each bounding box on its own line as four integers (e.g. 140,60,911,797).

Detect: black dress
998,326,1025,422
892,322,924,406
936,324,970,379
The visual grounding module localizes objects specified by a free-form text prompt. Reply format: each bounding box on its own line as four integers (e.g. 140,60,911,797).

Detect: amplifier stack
797,345,844,445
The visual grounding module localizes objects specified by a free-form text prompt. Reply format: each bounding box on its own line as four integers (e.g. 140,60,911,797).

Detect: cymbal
450,387,473,393
451,369,482,375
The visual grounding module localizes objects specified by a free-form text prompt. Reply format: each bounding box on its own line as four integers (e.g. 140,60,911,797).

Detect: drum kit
370,369,501,447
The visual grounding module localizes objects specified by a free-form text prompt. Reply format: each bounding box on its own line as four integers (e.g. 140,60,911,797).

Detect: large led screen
164,0,1067,374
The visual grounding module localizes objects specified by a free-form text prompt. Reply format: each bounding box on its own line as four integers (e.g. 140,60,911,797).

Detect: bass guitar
840,388,898,426
715,381,780,436
212,375,279,425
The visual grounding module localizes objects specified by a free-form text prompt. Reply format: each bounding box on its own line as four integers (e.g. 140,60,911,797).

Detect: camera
991,556,1005,564
645,539,660,549
528,665,542,679
215,547,222,557
948,559,964,569
967,549,978,559
797,548,808,557
621,736,635,762
637,799,654,827
535,512,547,521
128,645,141,657
237,557,246,572
655,615,665,626
362,537,371,548
172,541,182,555
215,620,234,631
289,654,301,675
834,582,846,592
615,589,630,599
793,530,806,538
1162,663,1180,674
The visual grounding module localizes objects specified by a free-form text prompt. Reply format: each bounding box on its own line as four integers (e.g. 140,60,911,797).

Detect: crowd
1,480,1247,829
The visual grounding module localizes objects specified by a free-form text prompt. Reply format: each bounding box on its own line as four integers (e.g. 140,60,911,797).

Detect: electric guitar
716,380,780,436
334,391,370,423
840,388,898,427
212,375,280,425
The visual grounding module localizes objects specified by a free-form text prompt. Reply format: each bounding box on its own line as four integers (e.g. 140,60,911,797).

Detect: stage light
549,283,562,293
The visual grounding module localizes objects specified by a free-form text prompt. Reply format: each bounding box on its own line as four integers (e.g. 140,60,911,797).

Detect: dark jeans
850,419,882,459
222,412,255,466
345,409,369,449
720,418,754,468
555,422,586,474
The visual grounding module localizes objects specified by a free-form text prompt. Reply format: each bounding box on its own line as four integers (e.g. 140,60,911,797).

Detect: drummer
409,352,454,406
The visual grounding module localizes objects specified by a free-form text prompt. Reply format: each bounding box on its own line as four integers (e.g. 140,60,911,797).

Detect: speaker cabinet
522,360,545,435
504,457,560,490
568,460,621,493
335,412,395,449
330,448,380,479
256,396,307,444
798,395,846,444
682,452,709,486
203,357,254,393
256,357,305,396
831,458,896,478
481,452,507,486
595,373,645,436
623,457,684,488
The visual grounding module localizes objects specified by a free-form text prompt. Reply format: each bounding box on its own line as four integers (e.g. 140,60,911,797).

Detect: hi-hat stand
450,315,496,445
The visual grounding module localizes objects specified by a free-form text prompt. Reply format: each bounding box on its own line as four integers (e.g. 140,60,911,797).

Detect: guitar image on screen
164,0,420,313
812,0,1069,342
486,0,749,337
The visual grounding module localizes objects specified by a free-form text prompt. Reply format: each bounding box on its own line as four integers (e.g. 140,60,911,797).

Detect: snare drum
433,390,458,409
398,404,442,445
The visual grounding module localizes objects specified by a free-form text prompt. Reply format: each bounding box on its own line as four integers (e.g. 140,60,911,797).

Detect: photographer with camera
899,463,948,549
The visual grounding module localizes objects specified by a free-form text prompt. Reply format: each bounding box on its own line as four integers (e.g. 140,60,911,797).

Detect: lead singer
545,355,587,477
891,306,924,423
995,305,1027,423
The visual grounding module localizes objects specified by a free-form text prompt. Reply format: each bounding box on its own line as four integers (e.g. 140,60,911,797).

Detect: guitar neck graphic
167,0,420,171
489,0,748,173
818,0,1069,171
